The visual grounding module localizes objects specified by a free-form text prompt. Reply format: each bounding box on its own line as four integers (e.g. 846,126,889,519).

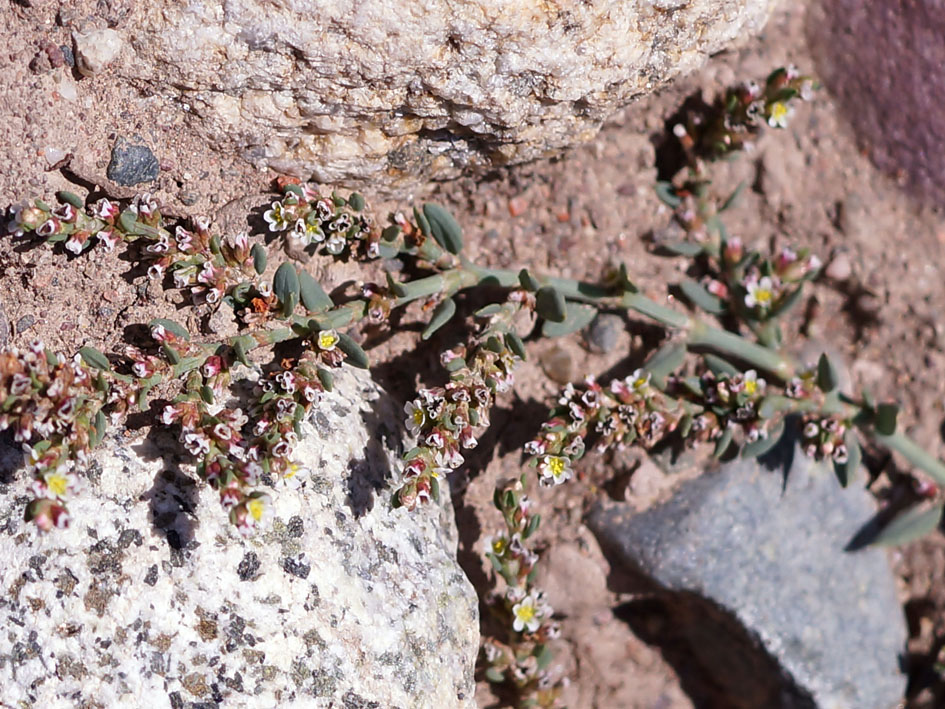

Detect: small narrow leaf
79,346,111,371
505,333,527,361
119,209,138,233
421,297,457,340
645,343,687,386
714,426,735,458
199,385,215,405
474,304,502,318
834,431,862,488
541,302,596,337
337,332,369,369
518,269,540,292
659,240,703,257
162,343,181,365
816,353,839,393
535,287,567,323
679,280,726,315
317,367,334,392
298,269,333,312
413,206,431,236
769,286,804,319
149,318,190,341
704,353,738,377
251,243,267,274
348,193,365,211
872,505,943,547
57,190,84,208
719,181,746,213
233,337,251,367
273,262,300,313
875,403,899,436
654,181,682,207
422,203,463,254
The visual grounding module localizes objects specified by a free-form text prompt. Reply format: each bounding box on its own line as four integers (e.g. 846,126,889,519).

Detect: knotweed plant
3,67,944,709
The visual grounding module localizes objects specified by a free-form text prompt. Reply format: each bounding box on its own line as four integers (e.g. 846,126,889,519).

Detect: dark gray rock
106,137,160,186
588,446,907,709
583,313,623,354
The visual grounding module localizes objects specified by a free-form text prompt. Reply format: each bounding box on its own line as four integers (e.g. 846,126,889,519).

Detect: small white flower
743,370,766,397
263,201,290,232
767,101,792,128
325,234,346,254
404,400,426,436
744,276,777,309
511,593,543,633
538,455,573,486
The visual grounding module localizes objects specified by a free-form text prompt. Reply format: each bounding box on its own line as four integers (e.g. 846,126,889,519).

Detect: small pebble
508,196,527,217
60,45,74,67
16,315,35,333
179,191,199,206
583,313,623,353
540,344,574,385
825,252,852,281
73,28,123,77
107,137,160,186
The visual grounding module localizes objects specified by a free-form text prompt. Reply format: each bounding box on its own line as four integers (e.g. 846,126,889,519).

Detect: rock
540,343,574,385
583,313,623,354
73,28,123,77
107,137,160,186
0,367,478,707
115,0,775,187
588,444,907,709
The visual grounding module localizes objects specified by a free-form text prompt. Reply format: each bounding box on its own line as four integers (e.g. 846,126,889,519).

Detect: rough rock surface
588,445,907,709
114,0,776,187
0,367,477,708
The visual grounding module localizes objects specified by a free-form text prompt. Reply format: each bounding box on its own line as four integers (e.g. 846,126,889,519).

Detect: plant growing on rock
2,66,944,709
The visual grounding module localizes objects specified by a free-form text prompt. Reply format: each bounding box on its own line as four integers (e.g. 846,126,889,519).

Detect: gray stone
106,137,160,186
114,0,775,187
0,367,477,707
583,313,623,353
588,445,907,709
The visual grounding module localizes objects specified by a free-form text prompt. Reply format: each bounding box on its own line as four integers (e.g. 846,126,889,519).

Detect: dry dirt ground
2,1,945,707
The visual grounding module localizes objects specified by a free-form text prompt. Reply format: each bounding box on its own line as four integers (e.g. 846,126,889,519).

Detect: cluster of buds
0,341,135,531
481,478,564,707
672,65,817,163
394,296,525,509
800,414,850,464
263,183,379,258
732,243,822,319
526,369,679,486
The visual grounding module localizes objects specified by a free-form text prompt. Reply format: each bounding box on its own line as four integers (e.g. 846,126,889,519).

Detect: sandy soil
2,1,944,707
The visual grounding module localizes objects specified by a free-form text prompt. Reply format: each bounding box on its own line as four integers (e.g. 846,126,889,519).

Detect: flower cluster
481,478,564,707
394,296,525,509
263,183,378,258
734,243,822,319
665,368,772,444
0,341,135,531
672,65,817,163
526,369,679,485
157,325,345,535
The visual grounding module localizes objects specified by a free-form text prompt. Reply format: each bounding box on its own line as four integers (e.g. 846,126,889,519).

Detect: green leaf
298,269,333,312
251,243,267,274
704,353,738,377
474,304,502,317
741,421,785,459
654,181,682,207
719,181,745,213
484,667,505,684
504,332,527,361
872,505,943,547
444,356,466,372
79,346,111,371
413,206,431,236
535,643,554,670
317,367,334,392
348,193,365,212
834,431,862,488
679,280,726,315
233,337,251,367
714,426,735,458
430,475,440,503
162,343,181,365
56,190,84,209
337,332,369,369
422,203,463,254
523,513,541,539
645,343,687,386
421,297,457,340
536,287,567,323
518,268,540,292
199,385,215,405
875,403,899,436
150,318,190,341
816,353,839,393
660,240,703,257
90,409,107,447
768,286,804,319
541,302,596,337
118,209,138,233
273,262,300,314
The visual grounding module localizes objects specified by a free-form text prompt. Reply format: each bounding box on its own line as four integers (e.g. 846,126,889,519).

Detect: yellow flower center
247,497,266,522
745,380,757,395
413,408,425,426
46,474,68,497
516,604,536,623
285,463,299,479
634,377,648,390
318,331,339,350
548,457,566,476
755,288,772,304
491,538,507,554
771,102,788,122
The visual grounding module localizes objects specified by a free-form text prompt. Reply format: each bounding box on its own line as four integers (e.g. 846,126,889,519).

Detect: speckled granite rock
112,0,775,187
588,446,907,709
0,367,477,708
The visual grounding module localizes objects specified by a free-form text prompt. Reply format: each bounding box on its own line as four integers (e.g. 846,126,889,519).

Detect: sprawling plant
3,66,942,708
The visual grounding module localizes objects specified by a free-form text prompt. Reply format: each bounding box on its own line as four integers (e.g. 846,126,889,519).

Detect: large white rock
0,367,477,708
117,0,776,186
